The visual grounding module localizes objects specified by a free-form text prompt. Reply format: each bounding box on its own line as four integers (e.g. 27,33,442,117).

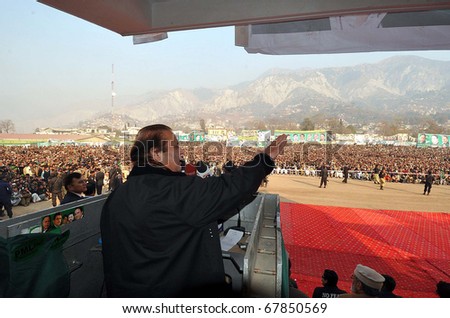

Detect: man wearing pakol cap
339,264,385,298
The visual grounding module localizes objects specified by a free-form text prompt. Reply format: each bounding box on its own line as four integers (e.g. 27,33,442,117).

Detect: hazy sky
2,1,450,132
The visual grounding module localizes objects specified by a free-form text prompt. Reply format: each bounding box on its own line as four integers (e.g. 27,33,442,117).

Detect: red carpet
280,203,450,298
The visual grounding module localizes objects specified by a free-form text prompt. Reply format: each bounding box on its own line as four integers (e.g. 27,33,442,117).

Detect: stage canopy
38,0,450,54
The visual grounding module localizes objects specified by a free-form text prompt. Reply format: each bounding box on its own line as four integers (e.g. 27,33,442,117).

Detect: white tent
237,10,450,54
38,0,450,53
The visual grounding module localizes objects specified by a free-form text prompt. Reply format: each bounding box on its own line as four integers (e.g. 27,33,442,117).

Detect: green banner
0,232,70,297
417,133,450,147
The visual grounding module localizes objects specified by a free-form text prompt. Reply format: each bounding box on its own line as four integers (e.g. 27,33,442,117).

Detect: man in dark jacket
100,124,287,297
48,172,64,207
319,164,328,188
342,165,349,183
61,172,87,204
380,274,402,298
95,168,105,195
312,269,346,298
0,175,13,218
423,170,434,195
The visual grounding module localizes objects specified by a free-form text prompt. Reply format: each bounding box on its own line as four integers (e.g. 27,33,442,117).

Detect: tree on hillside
199,118,206,132
300,118,315,130
345,125,357,134
98,125,111,132
378,121,400,136
326,118,345,133
285,122,299,130
422,119,445,134
251,120,267,131
0,119,15,133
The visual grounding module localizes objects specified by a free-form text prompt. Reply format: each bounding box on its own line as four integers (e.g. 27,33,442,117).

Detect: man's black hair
130,124,172,167
322,269,339,287
437,281,450,298
64,172,82,190
381,274,396,292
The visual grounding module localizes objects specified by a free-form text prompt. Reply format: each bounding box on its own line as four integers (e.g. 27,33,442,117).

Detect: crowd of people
270,143,450,185
1,142,449,218
177,142,450,185
0,145,126,218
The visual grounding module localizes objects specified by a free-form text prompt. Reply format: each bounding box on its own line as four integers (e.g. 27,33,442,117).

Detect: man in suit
319,164,328,188
342,165,349,183
61,172,87,204
423,170,434,195
108,165,122,191
95,168,105,195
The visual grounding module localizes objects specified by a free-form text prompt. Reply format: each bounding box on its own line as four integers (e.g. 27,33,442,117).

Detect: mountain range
73,56,450,131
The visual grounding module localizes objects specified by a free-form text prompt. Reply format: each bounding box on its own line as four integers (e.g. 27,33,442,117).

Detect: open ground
3,174,449,220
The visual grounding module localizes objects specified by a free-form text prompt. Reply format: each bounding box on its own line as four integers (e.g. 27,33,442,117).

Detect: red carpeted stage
280,203,450,298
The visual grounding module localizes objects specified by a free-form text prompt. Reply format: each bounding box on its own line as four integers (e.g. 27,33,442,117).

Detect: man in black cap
312,269,346,298
380,274,402,298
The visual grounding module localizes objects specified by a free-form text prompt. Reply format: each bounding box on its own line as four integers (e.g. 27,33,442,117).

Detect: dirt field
2,175,449,220
260,175,449,213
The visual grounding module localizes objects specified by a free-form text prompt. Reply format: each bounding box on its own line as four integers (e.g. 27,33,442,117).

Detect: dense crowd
271,143,450,184
0,145,127,209
1,142,449,210
179,142,450,184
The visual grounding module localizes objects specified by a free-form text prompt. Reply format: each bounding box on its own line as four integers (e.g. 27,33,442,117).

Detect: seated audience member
380,274,402,298
436,281,450,298
36,183,49,201
19,187,32,206
10,184,21,206
339,264,385,298
61,172,87,204
312,269,346,298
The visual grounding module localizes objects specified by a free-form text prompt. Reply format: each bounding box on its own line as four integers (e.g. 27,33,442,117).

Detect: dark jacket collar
129,164,185,178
